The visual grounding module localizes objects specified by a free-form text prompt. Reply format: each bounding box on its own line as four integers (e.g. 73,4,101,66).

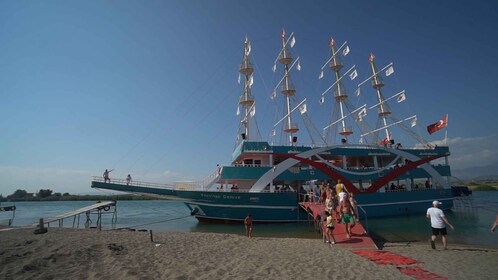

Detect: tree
38,189,53,198
7,189,29,199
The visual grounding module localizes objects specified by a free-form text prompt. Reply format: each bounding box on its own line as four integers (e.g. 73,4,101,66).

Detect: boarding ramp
31,201,117,230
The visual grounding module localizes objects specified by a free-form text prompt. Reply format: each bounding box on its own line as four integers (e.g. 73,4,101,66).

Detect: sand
1,227,497,280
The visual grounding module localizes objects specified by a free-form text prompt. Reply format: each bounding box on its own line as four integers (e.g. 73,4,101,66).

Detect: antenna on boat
236,35,259,145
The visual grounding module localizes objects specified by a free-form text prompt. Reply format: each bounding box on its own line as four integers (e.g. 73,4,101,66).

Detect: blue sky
1,0,497,195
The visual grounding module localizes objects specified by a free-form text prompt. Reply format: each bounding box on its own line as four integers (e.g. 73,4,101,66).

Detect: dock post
34,218,48,234
150,230,154,243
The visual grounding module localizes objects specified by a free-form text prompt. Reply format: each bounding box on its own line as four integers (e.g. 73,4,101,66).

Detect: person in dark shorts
244,214,253,238
426,200,455,250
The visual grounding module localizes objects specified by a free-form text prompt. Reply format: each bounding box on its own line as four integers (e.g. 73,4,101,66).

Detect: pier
31,201,117,230
300,201,377,249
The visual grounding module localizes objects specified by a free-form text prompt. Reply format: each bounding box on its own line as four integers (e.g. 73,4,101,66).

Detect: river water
2,191,497,248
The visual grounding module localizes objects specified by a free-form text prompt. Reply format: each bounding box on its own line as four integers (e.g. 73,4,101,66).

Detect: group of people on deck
103,169,132,186
317,180,359,244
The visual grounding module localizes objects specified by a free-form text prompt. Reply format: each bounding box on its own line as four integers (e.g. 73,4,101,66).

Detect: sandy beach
1,227,497,280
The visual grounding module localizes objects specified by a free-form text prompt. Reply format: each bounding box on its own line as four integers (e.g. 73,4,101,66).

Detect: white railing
92,176,174,190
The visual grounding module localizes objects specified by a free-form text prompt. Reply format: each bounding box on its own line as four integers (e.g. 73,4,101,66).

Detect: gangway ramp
300,202,377,249
32,201,117,230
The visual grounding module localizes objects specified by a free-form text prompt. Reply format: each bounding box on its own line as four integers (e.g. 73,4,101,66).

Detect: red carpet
352,250,419,265
398,266,448,280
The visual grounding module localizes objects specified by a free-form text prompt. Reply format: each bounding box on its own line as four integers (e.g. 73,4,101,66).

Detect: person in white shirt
426,200,455,250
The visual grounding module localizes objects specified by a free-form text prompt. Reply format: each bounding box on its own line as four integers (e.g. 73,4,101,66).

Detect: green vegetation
0,188,159,202
466,180,498,191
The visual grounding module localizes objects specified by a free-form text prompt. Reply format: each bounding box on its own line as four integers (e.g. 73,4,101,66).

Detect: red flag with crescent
427,115,448,135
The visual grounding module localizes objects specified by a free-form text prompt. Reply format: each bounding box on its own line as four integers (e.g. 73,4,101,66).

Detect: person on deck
340,193,356,239
335,180,344,195
244,214,253,238
426,200,455,250
103,169,113,183
126,174,132,185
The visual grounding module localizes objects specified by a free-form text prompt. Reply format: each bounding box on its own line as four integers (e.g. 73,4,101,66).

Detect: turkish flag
427,115,448,135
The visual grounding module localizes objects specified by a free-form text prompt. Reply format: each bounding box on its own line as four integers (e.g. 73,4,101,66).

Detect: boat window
243,159,253,165
254,160,261,165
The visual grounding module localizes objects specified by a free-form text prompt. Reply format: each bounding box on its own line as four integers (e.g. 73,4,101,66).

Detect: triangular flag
397,92,406,103
296,60,301,71
238,73,241,84
355,87,361,96
368,53,375,62
272,63,276,72
290,36,296,48
342,45,350,56
349,69,358,80
299,103,307,114
411,117,417,127
329,37,335,48
358,107,367,118
250,106,255,117
318,70,324,80
236,106,240,116
270,91,277,99
319,96,325,104
385,66,394,76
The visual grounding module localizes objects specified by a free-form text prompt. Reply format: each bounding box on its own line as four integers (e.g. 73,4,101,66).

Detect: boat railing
92,176,174,190
356,204,369,234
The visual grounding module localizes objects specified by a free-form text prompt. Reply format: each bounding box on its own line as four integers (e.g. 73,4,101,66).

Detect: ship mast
368,53,392,143
329,38,353,140
238,36,256,141
278,30,299,146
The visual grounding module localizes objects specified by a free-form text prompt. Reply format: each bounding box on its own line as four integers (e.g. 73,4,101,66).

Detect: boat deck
299,202,377,249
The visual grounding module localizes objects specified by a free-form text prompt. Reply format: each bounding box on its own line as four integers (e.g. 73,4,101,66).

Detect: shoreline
1,227,497,279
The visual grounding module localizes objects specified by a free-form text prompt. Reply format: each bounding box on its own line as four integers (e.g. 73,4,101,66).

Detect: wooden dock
300,202,377,249
32,201,117,230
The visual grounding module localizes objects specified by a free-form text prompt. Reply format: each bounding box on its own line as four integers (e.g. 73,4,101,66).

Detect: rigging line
177,50,238,109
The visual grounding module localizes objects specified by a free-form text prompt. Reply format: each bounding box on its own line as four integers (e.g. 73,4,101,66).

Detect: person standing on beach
426,200,455,250
244,214,253,238
324,211,336,245
103,169,113,183
491,215,498,232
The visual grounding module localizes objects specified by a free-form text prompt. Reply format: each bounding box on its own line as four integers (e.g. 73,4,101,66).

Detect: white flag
271,129,276,136
296,60,301,71
272,63,276,72
319,96,325,104
411,117,417,127
349,69,358,80
270,91,276,99
397,92,406,103
250,106,255,117
385,66,394,76
342,45,350,56
236,106,240,116
290,36,296,48
358,107,367,118
238,73,241,84
318,70,324,80
249,75,254,87
299,103,307,114
355,87,361,96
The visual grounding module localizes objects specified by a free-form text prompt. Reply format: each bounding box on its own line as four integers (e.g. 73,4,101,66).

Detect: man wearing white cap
426,200,455,250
